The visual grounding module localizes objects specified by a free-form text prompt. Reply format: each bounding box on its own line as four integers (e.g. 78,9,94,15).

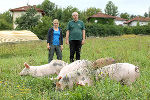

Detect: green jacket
67,20,85,41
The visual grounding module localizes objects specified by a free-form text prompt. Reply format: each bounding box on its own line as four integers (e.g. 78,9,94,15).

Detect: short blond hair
53,19,59,24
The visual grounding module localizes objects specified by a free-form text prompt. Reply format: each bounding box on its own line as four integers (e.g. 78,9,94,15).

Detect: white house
87,12,115,24
87,12,127,26
124,17,150,26
114,17,127,26
10,5,44,29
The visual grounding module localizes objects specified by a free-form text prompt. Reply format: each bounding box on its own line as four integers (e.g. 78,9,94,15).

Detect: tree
104,1,118,16
120,12,130,20
136,21,140,26
0,11,13,30
85,7,101,17
62,6,79,23
38,0,56,18
0,19,12,30
130,14,136,19
15,7,40,30
144,12,148,17
0,11,13,23
32,16,52,39
54,6,63,20
78,11,87,23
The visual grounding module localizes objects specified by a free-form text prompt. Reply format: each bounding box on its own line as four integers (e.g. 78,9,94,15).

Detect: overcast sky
0,0,150,16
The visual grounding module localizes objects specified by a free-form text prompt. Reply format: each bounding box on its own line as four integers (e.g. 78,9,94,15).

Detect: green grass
0,35,150,99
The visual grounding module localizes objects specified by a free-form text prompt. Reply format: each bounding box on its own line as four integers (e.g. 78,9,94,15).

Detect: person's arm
60,29,63,50
47,28,51,49
60,45,63,51
82,30,85,45
66,30,69,45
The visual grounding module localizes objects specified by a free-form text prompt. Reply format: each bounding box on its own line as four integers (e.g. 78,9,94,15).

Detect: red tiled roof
115,17,127,21
124,17,150,24
10,5,44,13
88,12,115,20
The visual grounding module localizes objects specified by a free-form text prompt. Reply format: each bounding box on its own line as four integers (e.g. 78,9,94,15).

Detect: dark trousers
48,45,62,63
69,40,82,63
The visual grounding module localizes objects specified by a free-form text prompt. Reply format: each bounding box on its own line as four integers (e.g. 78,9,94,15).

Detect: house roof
124,17,150,24
88,12,116,20
10,5,44,14
115,17,127,21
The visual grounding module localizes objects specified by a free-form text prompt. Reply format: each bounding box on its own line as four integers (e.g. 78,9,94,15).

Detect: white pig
56,60,93,90
19,60,68,77
95,63,140,85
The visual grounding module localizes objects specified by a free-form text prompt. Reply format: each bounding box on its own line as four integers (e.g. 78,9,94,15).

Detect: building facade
124,17,150,26
10,5,44,29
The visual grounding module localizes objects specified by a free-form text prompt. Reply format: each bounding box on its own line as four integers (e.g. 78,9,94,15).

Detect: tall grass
0,35,150,99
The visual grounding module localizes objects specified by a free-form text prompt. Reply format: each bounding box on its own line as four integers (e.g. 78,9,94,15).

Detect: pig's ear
58,76,62,80
24,62,30,69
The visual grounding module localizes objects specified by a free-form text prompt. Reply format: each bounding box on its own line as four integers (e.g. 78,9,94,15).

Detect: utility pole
27,0,29,6
149,6,150,18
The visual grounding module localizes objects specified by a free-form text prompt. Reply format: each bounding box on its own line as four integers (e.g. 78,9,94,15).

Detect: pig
57,60,92,79
56,73,93,90
92,57,115,69
95,63,140,85
56,60,93,90
19,60,68,77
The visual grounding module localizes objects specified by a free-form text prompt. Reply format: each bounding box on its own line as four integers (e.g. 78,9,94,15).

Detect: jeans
48,45,62,63
69,40,82,63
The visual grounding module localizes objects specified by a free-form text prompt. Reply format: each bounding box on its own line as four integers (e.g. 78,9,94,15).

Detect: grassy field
0,34,150,100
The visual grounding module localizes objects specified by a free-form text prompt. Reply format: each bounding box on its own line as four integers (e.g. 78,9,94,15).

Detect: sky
0,0,150,16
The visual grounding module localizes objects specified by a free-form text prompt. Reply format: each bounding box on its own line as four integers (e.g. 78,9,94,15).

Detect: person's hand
60,45,63,51
66,40,69,45
82,39,85,45
47,45,50,50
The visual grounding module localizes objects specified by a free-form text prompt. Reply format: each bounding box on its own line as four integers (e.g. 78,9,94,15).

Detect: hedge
32,22,150,39
85,23,124,37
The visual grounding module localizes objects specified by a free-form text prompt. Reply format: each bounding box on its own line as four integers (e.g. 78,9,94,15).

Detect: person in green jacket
66,12,85,62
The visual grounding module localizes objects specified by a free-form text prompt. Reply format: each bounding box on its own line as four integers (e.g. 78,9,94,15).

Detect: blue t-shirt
53,29,60,45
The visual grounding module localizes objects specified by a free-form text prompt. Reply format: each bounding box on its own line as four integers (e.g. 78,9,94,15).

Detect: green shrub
32,17,67,40
123,26,132,34
86,23,150,37
59,22,67,37
132,26,146,35
85,23,123,37
143,25,150,35
31,16,52,40
0,19,13,30
15,7,40,30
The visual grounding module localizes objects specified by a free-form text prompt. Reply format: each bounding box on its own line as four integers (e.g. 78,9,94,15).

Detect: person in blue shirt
47,19,63,63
